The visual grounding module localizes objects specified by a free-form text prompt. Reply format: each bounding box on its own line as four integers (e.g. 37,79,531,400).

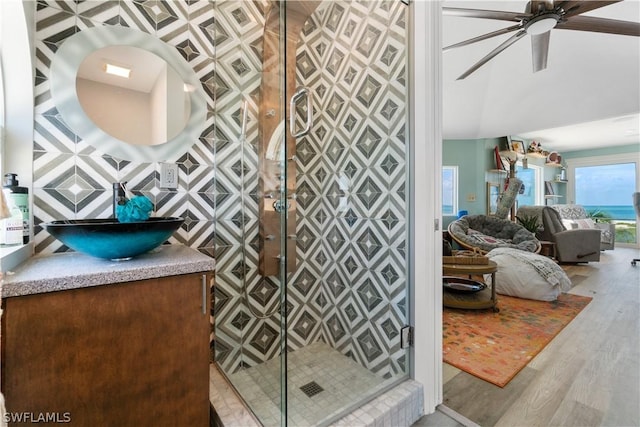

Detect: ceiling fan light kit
444,0,640,80
525,14,559,35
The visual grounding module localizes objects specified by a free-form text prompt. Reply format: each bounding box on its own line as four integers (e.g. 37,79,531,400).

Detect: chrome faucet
112,182,128,219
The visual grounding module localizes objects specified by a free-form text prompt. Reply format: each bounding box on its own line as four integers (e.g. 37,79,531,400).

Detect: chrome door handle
240,100,249,139
289,87,312,138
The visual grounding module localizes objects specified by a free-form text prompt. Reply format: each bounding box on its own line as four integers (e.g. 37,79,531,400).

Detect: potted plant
516,214,540,234
587,209,612,224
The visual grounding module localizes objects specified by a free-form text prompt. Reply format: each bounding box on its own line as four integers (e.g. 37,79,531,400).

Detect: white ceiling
442,0,640,152
77,45,165,93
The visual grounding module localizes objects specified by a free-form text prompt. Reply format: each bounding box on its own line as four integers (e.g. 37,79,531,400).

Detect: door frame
409,0,443,413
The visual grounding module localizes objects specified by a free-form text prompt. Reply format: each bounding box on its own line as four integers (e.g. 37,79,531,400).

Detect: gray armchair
541,207,601,263
552,204,615,250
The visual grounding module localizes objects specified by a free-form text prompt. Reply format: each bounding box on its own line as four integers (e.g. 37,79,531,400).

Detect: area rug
443,293,592,387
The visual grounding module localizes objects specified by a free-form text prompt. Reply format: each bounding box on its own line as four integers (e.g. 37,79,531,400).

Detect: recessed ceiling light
104,63,131,78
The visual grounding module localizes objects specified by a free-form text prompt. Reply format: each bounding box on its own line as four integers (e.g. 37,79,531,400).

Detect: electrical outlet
160,163,178,189
466,193,476,202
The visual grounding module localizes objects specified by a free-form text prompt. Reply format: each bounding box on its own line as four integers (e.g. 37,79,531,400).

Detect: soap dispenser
0,190,22,246
3,173,30,244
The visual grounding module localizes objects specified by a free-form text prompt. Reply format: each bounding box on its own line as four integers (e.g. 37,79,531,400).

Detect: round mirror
76,45,191,147
50,26,207,161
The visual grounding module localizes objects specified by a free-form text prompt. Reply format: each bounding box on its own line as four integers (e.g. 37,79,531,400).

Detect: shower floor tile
227,342,390,427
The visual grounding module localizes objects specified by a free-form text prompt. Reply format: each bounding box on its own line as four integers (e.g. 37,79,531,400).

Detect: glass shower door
212,1,289,426
213,1,411,426
285,1,411,426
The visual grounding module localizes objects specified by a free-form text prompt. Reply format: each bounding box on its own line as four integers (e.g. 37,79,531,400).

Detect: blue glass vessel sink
44,217,184,260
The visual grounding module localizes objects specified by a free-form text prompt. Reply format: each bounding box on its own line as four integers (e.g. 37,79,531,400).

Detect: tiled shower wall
215,1,410,378
33,0,408,379
293,1,409,378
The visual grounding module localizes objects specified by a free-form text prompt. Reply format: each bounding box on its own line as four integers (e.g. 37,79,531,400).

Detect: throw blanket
487,247,568,287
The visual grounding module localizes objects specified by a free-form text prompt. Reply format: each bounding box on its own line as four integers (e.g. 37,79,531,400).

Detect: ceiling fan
444,0,640,80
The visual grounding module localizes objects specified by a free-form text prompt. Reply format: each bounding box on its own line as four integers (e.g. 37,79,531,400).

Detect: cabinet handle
201,275,207,315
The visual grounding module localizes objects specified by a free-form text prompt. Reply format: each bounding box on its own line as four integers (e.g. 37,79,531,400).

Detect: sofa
517,204,615,251
448,214,540,254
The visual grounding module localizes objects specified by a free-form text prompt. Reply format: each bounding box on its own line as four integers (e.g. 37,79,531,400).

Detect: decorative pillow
484,248,571,301
561,219,577,230
574,218,597,229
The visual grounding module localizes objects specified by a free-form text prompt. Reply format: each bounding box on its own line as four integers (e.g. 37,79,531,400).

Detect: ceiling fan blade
557,15,640,36
444,24,522,52
554,1,622,18
457,30,527,80
531,31,551,72
443,7,531,22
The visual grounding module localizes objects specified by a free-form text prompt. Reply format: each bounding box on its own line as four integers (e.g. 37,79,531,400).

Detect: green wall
560,143,639,160
443,139,639,229
443,138,502,227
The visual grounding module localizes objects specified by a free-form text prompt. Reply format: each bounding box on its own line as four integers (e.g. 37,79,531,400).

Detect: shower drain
300,381,324,398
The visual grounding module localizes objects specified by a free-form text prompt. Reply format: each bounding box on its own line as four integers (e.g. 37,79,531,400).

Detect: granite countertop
1,244,216,298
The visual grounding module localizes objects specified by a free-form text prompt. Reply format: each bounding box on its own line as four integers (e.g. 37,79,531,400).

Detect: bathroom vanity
1,245,215,426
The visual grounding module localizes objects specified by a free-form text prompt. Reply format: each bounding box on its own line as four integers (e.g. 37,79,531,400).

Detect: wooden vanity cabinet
1,272,212,426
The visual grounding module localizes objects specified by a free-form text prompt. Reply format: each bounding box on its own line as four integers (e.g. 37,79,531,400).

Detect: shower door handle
240,100,249,139
289,87,313,138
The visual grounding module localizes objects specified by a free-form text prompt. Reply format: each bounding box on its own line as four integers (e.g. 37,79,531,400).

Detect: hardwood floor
438,247,640,427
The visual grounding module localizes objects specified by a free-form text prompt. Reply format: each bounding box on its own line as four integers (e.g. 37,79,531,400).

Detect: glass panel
214,2,411,426
575,163,637,244
212,1,287,426
287,1,411,425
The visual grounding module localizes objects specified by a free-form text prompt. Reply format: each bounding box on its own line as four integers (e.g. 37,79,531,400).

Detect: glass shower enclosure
212,1,411,425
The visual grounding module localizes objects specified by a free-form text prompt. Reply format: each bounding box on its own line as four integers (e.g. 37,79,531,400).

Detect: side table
443,260,499,312
539,240,556,259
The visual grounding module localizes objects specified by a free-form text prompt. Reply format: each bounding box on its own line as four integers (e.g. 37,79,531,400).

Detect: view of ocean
582,205,636,221
444,204,637,220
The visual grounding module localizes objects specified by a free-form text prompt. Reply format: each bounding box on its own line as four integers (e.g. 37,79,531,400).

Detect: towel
116,195,154,223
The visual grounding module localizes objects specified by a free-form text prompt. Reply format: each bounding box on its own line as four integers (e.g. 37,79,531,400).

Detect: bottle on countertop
0,191,22,246
3,173,30,244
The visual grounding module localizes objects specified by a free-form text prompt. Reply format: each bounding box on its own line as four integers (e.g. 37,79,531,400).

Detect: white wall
0,0,35,252
76,78,153,146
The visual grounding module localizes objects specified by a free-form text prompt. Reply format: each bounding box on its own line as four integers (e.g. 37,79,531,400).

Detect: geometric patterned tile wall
33,0,409,379
293,0,410,379
33,0,218,257
213,0,410,377
210,0,272,374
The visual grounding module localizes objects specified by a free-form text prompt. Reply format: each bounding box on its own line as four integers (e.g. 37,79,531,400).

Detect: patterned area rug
443,293,592,387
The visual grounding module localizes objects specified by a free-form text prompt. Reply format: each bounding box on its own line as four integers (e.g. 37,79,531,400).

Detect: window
442,166,458,216
515,163,543,208
569,153,639,246
575,162,637,244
